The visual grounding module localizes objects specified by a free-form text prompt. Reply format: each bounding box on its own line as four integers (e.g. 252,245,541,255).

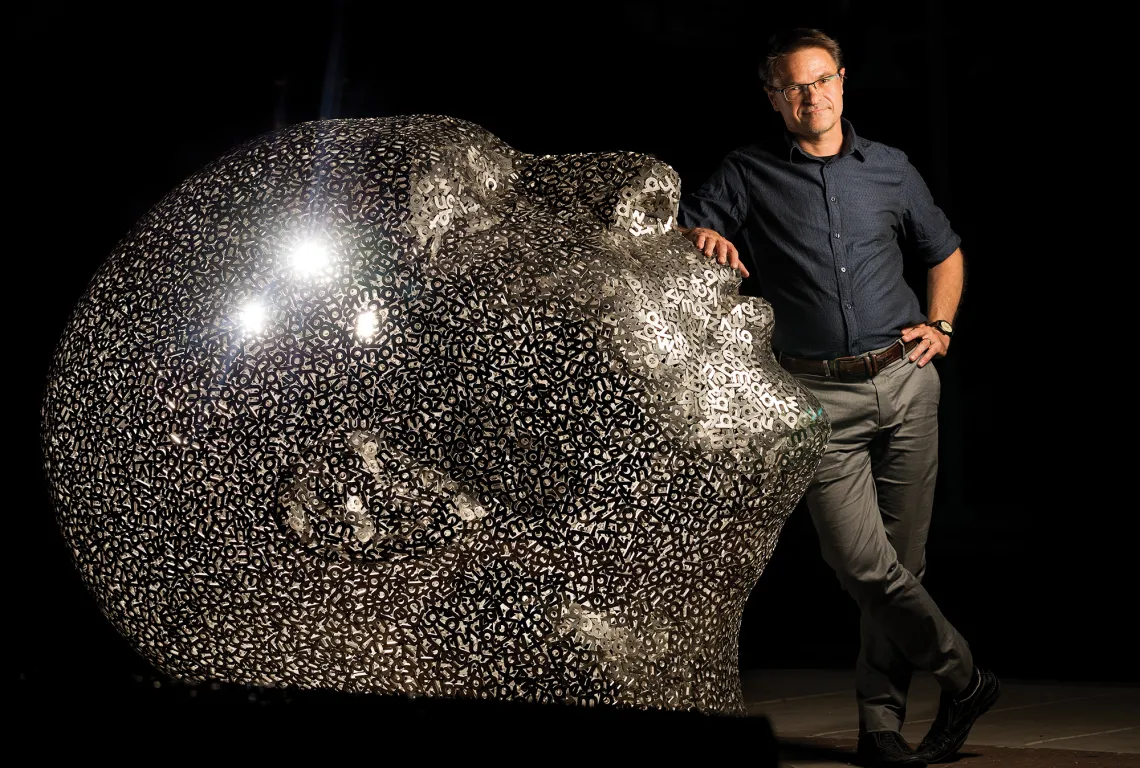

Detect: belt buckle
863,351,879,379
830,355,860,382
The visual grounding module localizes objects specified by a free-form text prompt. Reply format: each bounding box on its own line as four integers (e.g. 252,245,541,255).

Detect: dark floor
743,668,1139,767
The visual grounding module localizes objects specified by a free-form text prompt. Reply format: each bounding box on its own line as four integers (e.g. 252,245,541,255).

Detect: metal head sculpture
41,115,829,714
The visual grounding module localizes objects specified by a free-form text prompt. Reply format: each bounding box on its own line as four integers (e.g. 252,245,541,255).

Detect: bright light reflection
290,239,330,277
355,309,378,340
240,299,268,335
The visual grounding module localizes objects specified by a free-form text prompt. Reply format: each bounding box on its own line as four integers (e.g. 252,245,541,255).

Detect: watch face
936,321,952,333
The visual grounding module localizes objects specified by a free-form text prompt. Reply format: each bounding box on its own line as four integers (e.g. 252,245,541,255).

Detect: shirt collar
783,118,865,162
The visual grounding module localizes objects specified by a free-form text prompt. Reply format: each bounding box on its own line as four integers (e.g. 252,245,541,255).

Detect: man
676,28,999,768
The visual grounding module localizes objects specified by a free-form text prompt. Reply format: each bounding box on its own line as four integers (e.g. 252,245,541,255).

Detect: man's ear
765,88,781,111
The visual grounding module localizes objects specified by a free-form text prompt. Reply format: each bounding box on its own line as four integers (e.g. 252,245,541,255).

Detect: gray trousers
794,342,973,733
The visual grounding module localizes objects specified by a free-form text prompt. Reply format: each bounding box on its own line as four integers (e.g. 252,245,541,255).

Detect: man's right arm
676,154,750,277
676,226,749,278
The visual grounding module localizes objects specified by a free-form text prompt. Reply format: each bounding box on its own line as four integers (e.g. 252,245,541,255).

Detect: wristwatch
926,319,954,337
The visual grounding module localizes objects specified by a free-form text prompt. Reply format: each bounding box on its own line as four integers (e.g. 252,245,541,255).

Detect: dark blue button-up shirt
678,119,960,359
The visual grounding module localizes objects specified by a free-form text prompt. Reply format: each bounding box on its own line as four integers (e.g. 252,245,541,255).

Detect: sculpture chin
40,115,829,713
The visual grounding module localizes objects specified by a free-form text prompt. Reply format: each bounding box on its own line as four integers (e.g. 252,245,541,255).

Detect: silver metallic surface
41,116,830,713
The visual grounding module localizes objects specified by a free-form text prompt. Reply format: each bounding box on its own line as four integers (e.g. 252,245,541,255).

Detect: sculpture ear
280,428,485,563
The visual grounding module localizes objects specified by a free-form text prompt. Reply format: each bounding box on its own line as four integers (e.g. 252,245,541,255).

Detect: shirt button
830,196,836,201
845,302,852,308
840,267,847,272
834,233,841,238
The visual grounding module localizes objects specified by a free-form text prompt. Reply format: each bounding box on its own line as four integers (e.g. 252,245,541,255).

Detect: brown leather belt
778,338,920,382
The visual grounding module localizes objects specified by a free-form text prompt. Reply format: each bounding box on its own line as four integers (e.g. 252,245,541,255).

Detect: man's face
766,47,845,139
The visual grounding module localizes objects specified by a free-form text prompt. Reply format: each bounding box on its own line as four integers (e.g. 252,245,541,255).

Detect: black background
14,0,1125,721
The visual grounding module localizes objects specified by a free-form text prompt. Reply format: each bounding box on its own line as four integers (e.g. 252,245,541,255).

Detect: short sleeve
902,162,961,267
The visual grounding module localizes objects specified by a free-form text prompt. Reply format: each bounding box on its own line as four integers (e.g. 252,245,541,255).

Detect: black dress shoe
856,730,927,767
916,667,1001,762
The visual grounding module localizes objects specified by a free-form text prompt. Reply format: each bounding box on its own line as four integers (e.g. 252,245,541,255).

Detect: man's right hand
677,226,750,278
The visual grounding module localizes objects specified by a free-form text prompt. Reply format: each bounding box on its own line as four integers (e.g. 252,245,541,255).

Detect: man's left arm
897,160,967,367
902,247,966,366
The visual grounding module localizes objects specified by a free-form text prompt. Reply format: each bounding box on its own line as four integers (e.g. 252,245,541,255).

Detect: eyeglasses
771,73,844,102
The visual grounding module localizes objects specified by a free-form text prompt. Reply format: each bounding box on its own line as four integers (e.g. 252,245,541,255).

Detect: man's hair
760,28,844,88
